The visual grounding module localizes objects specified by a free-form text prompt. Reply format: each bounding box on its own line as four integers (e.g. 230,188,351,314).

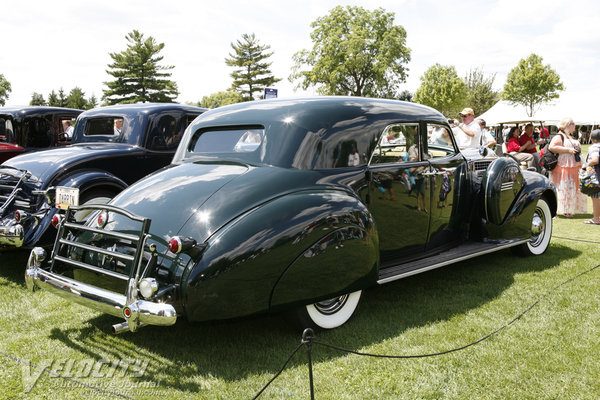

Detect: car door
367,123,431,263
424,122,465,250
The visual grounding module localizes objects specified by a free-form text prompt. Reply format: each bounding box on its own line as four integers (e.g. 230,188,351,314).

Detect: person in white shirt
62,120,74,138
456,108,482,150
477,118,497,148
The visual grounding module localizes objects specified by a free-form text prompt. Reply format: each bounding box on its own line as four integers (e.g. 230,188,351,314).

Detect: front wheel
291,290,362,330
512,198,552,256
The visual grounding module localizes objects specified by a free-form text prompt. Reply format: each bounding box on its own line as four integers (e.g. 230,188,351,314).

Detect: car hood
1,143,142,185
106,161,324,245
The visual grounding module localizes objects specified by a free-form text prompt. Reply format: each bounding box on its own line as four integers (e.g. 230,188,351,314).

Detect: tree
200,90,244,109
503,53,564,117
29,92,46,106
67,87,88,109
87,94,99,110
0,74,11,106
225,33,281,101
47,90,59,107
290,6,410,98
57,88,68,107
103,30,179,105
464,68,499,116
413,64,467,117
397,90,413,102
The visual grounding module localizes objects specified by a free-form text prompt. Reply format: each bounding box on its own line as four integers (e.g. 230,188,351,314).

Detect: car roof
0,106,83,119
178,97,446,169
79,103,206,117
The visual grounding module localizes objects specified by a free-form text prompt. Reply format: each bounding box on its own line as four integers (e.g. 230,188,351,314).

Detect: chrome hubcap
314,294,349,315
530,209,545,246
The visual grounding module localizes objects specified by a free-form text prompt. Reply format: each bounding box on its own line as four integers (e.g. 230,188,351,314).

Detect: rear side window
189,127,264,154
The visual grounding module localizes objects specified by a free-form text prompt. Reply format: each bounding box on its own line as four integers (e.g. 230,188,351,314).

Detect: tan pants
509,152,535,168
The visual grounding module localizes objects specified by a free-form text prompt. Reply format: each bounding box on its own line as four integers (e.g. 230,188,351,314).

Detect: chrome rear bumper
0,224,23,247
25,248,177,332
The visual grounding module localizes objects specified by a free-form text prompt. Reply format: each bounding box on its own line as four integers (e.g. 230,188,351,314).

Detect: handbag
579,167,600,195
539,133,564,171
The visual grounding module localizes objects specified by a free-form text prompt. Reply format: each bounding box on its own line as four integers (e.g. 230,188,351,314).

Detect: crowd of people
428,108,598,224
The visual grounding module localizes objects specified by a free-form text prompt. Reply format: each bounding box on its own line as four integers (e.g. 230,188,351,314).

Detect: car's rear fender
182,189,378,322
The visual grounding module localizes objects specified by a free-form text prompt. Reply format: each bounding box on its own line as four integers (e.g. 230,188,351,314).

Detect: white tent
477,97,599,126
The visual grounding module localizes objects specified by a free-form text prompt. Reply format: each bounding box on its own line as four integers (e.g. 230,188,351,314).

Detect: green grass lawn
1,198,599,399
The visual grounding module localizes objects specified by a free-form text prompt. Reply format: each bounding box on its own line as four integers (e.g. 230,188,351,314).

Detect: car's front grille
472,159,493,174
0,169,34,215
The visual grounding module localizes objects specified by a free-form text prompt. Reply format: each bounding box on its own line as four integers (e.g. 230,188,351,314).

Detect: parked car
25,97,557,334
0,106,83,161
0,103,205,249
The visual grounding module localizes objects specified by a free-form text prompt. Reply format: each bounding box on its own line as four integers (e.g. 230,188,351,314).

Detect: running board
377,239,529,284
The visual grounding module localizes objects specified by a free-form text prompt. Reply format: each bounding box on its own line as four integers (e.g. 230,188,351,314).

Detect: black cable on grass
251,342,305,400
313,263,600,360
0,350,137,400
553,236,600,245
253,263,600,398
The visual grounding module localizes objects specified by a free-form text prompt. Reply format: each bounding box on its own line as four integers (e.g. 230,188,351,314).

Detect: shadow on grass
0,249,30,286
37,243,581,393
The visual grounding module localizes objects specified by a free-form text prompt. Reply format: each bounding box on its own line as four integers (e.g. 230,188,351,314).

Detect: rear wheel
512,198,552,256
291,290,362,330
73,190,115,222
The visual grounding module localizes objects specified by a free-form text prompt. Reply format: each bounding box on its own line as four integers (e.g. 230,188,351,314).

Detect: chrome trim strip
377,239,530,285
54,255,129,281
58,238,136,262
25,267,177,327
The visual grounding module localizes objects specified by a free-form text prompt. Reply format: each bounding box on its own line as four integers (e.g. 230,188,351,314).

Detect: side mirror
479,146,489,157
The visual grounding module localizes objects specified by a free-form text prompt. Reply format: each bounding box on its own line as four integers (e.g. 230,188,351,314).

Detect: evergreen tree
47,90,59,107
103,30,179,105
67,87,88,109
87,94,99,110
225,33,281,101
29,92,46,106
57,88,68,107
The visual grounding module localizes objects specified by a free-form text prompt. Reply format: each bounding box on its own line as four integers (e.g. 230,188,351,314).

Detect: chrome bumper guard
25,248,176,331
0,224,24,247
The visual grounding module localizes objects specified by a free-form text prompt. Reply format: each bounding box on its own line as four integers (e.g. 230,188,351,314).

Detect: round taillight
51,214,62,228
168,237,182,254
14,210,26,223
123,307,131,318
97,211,108,228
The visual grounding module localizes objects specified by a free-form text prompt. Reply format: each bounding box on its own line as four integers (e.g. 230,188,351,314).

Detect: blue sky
2,0,599,114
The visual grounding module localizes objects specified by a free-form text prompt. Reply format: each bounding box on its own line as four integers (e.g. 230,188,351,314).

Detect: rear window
189,127,264,154
84,117,123,136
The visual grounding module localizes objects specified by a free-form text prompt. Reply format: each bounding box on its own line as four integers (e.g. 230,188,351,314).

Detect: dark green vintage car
25,97,556,333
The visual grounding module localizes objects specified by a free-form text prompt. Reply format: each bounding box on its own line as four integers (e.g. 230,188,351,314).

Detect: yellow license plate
55,187,79,210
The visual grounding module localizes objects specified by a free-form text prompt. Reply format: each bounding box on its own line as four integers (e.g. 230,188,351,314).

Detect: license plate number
55,187,79,210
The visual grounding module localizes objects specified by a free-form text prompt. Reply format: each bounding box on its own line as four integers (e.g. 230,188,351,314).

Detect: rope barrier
253,263,600,399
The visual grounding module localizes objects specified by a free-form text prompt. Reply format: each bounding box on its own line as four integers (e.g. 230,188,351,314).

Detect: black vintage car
0,106,83,162
0,103,205,248
25,97,556,333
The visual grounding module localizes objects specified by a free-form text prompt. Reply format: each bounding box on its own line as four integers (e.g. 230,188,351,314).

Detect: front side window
369,123,421,165
426,123,456,159
188,127,265,154
146,114,183,151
